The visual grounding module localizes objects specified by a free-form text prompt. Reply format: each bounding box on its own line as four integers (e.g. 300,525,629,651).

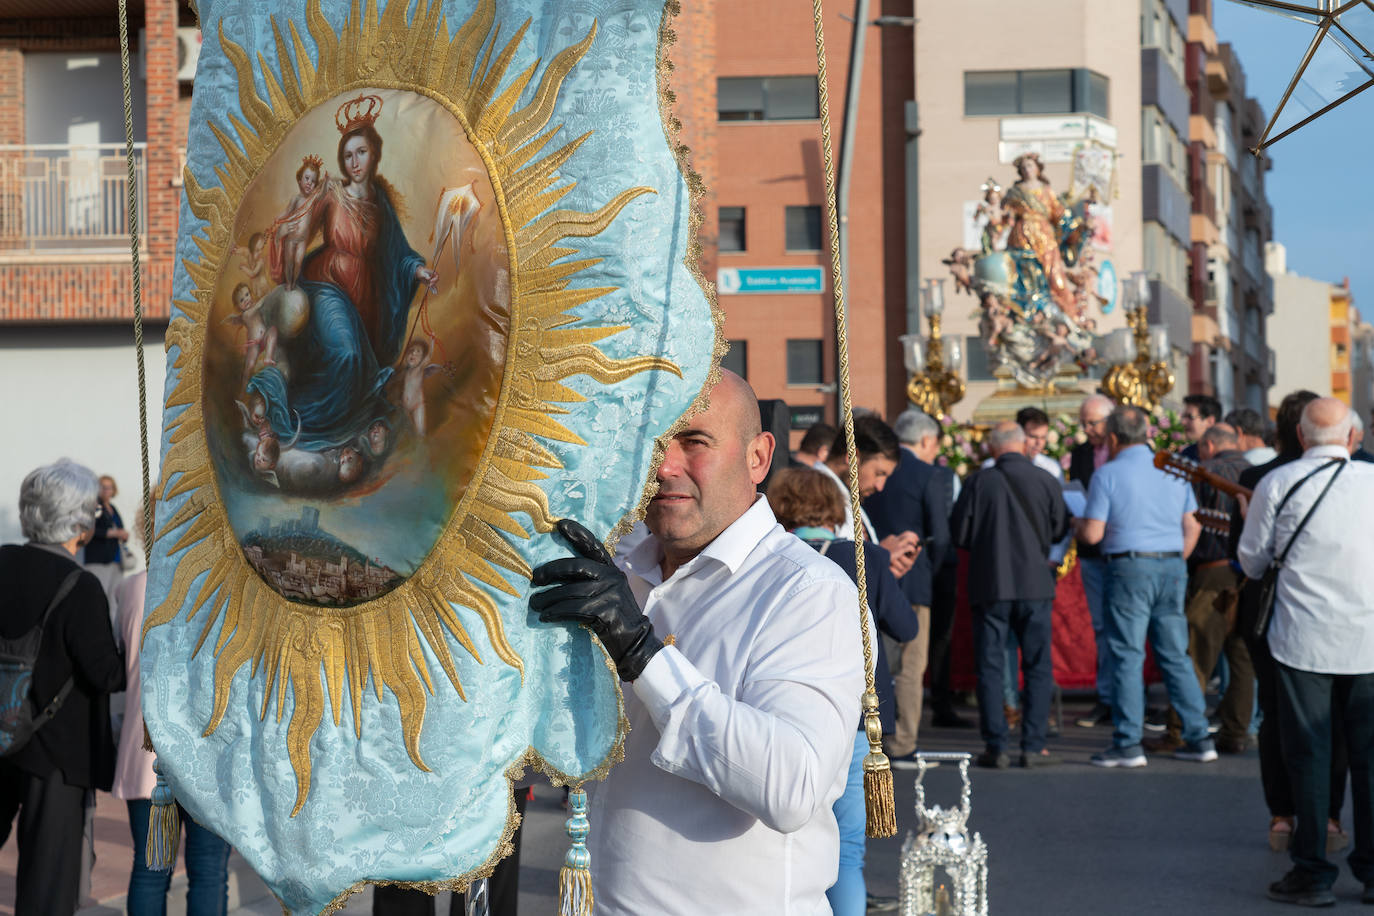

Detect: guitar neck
1153,450,1254,501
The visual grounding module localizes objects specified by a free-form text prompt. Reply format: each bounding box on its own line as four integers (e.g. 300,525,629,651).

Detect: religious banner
141,0,715,911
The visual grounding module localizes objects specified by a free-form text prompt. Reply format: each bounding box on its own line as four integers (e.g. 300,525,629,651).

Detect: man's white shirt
1237,445,1374,674
587,496,864,915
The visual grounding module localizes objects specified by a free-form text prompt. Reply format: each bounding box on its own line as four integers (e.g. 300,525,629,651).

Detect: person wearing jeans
113,561,231,915
1068,394,1114,727
1074,406,1216,768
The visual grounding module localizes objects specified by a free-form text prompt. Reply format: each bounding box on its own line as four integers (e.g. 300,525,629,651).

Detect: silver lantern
898,752,989,916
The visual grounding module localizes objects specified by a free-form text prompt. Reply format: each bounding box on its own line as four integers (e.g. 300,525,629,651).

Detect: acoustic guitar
1153,450,1253,535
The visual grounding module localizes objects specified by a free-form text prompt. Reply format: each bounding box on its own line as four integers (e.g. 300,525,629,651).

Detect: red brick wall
667,0,718,283
0,48,22,145
0,1,182,324
0,260,173,322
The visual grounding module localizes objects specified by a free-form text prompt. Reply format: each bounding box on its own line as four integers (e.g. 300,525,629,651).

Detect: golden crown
300,153,324,173
335,94,383,134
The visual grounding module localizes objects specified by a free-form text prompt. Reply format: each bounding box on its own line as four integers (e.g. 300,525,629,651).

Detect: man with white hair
1351,411,1374,462
1239,397,1374,907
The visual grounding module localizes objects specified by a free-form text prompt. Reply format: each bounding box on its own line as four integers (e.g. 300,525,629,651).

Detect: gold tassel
861,691,897,838
557,787,594,916
145,757,181,871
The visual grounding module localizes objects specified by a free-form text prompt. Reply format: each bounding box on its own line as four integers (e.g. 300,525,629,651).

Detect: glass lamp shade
1148,324,1170,362
944,336,963,373
923,278,946,318
900,333,926,374
1104,327,1135,364
1128,271,1150,311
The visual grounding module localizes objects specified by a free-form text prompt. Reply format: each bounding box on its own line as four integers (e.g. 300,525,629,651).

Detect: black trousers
1247,630,1347,818
1275,663,1374,886
972,598,1054,754
0,763,88,916
927,567,960,713
373,788,528,916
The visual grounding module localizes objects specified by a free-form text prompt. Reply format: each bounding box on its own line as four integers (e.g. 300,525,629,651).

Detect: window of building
718,77,819,121
1141,0,1186,78
722,339,748,379
1142,106,1188,189
963,69,1109,118
785,205,823,252
786,339,824,385
719,207,745,252
1143,222,1189,298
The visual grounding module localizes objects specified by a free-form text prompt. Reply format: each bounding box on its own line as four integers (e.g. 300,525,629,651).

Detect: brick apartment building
0,0,190,543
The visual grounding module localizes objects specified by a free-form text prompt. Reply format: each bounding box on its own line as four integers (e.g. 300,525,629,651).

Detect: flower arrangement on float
933,403,1189,478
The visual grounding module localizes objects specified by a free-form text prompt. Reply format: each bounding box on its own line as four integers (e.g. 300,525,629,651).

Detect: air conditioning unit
137,27,202,82
176,28,201,82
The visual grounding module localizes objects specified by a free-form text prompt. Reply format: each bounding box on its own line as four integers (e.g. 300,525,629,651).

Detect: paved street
0,690,1353,914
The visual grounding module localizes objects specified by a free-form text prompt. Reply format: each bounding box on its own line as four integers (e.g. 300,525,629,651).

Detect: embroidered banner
142,0,715,911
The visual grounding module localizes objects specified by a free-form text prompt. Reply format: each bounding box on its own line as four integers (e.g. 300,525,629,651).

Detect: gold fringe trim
861,692,896,837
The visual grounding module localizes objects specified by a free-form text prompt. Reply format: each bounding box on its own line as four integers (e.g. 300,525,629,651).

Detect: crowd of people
4,374,1373,914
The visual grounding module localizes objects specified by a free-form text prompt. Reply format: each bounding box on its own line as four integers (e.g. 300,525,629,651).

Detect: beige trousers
888,603,931,757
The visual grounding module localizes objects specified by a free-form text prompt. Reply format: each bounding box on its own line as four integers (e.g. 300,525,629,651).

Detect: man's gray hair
987,422,1026,453
19,459,100,545
893,409,941,446
1105,406,1151,447
1300,402,1353,446
1201,424,1239,450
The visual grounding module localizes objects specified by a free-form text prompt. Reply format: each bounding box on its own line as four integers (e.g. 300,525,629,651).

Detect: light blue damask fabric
142,1,712,912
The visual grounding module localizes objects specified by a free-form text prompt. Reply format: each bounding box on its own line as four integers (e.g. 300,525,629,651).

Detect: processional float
114,0,895,912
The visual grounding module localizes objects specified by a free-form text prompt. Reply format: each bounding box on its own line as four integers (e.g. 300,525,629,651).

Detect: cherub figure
272,155,328,289
338,447,365,485
232,232,272,300
223,283,278,386
363,419,390,459
978,292,1013,349
400,339,444,436
942,248,977,297
974,176,1008,254
1032,322,1074,372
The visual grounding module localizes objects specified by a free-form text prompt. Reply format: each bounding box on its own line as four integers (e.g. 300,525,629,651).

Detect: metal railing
0,143,147,255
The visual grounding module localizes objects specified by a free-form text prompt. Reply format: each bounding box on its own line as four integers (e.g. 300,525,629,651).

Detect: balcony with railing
0,143,148,259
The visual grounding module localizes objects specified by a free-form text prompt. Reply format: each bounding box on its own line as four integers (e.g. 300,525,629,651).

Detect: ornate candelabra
1101,271,1174,410
903,279,966,416
898,751,989,916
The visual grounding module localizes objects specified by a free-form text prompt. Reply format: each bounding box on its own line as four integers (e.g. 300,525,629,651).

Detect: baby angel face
405,345,425,368
253,439,277,471
338,447,363,484
298,167,319,196
235,286,253,311
367,422,388,454
247,393,268,424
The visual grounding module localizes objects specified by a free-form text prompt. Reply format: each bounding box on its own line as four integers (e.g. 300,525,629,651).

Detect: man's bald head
1299,396,1354,449
714,369,762,444
988,420,1026,457
1198,423,1239,460
647,369,776,575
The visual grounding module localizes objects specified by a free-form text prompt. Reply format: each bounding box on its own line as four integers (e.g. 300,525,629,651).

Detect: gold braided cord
116,0,154,564
809,0,873,693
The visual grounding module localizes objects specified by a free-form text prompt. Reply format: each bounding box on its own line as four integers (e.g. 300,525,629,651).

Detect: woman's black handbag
1247,458,1346,643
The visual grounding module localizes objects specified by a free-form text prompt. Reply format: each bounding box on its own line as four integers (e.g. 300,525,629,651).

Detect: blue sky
1213,2,1374,308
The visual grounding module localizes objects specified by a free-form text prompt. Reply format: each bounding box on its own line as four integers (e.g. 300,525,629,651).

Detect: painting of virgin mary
247,94,439,455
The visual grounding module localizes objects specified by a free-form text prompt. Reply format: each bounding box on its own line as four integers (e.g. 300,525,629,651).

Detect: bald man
1239,397,1374,906
531,371,865,914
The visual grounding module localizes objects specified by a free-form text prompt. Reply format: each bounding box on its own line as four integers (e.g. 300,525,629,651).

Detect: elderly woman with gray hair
0,459,125,916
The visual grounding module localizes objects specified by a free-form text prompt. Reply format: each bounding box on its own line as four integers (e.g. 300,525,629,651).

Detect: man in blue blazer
864,409,953,765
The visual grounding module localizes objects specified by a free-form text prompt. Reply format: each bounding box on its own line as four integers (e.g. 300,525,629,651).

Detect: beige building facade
914,0,1144,418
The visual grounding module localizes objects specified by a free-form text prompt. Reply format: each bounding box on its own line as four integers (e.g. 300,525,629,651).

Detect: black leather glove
530,519,663,682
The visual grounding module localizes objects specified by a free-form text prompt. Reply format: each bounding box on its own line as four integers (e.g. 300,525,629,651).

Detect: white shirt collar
620,494,777,583
1302,444,1352,461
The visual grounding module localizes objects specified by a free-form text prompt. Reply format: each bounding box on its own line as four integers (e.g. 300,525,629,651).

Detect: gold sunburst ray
145,0,681,816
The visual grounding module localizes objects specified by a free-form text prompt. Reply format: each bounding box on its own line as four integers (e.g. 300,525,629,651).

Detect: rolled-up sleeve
633,576,863,834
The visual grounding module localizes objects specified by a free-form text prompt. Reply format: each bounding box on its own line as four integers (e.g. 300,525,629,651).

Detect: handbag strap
1274,458,1346,567
994,465,1048,556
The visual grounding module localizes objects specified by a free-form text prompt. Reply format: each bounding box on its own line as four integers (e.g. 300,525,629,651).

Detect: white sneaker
1090,745,1147,768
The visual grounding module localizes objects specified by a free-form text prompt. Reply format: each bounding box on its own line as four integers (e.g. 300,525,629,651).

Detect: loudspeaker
758,399,790,492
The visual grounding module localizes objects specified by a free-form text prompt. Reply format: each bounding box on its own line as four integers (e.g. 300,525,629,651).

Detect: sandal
1329,818,1349,853
1269,816,1294,852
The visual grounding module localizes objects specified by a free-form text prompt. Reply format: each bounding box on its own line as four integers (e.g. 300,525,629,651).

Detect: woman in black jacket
0,459,126,915
766,466,918,916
